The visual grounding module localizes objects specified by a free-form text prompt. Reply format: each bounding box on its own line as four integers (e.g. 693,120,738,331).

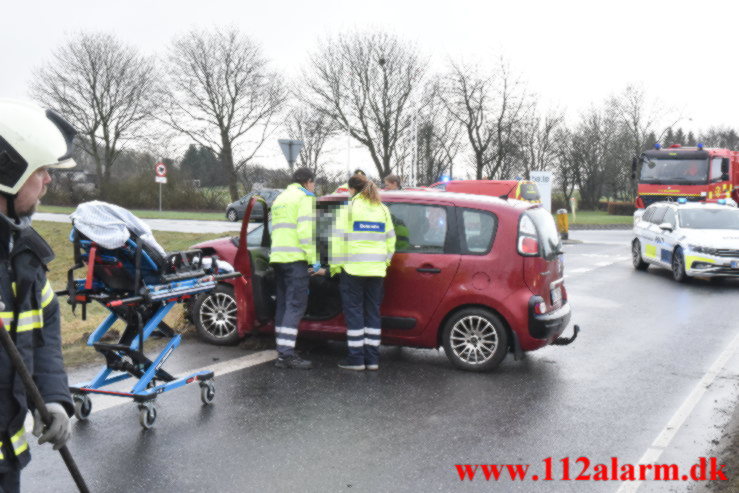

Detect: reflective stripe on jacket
0,220,72,472
330,195,396,277
269,183,317,264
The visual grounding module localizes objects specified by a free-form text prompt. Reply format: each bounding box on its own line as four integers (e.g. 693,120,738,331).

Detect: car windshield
640,158,709,185
678,208,739,230
526,207,562,260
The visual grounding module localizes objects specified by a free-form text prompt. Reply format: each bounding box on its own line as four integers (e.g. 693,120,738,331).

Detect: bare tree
32,32,157,194
302,31,425,178
438,58,531,180
414,81,463,184
520,109,563,179
285,106,340,173
699,127,739,149
163,28,287,201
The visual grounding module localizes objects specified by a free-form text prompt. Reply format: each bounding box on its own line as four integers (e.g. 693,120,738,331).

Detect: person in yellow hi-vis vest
330,175,395,370
270,167,320,370
0,99,76,492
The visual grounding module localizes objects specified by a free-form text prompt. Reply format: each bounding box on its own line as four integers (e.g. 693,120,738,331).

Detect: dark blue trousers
338,272,384,365
0,467,20,493
273,261,309,357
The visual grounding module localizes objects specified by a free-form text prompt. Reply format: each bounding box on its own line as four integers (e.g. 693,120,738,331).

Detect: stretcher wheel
139,405,157,429
73,395,92,421
200,380,215,405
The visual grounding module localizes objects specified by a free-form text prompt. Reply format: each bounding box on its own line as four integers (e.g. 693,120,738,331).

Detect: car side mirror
631,157,638,180
721,158,730,181
658,222,673,232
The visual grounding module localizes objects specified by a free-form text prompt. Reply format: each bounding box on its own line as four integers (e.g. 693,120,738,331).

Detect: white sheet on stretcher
70,201,235,273
70,201,167,257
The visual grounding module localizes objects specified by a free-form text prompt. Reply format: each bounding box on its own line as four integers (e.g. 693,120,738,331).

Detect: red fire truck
632,144,739,208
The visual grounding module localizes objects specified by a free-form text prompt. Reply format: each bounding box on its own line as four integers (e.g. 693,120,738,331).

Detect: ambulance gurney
58,201,241,428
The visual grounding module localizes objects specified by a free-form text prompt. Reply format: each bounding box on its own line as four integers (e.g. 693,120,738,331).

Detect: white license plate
551,286,562,306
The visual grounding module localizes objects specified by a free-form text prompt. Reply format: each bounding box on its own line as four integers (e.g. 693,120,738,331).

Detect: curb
569,223,631,230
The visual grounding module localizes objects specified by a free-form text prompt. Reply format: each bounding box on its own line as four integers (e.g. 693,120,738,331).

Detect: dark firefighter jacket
0,214,72,471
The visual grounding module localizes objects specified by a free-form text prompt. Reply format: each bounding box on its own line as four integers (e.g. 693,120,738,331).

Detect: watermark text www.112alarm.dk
455,457,729,482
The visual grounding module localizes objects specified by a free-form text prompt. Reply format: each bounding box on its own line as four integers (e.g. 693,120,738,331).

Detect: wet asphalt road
22,230,739,493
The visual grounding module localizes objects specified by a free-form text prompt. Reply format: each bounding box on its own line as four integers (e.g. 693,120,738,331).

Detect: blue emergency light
677,197,688,204
697,143,704,150
654,143,662,150
718,199,727,205
440,174,451,183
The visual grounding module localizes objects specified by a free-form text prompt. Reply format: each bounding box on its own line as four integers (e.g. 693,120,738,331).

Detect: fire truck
632,144,739,208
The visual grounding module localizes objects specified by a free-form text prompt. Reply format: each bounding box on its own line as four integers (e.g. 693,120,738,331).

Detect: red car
190,190,578,371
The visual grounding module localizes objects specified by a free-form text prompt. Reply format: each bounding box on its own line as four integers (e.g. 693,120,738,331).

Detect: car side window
650,207,667,224
460,209,497,254
386,203,448,253
642,207,655,223
663,208,676,227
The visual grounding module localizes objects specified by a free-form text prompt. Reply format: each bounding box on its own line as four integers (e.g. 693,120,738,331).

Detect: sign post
530,171,553,212
154,160,167,211
278,139,304,170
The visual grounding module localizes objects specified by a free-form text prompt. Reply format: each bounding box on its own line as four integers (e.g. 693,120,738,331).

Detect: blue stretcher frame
72,300,213,402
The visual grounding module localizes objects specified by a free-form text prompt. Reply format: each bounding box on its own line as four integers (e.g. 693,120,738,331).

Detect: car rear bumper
529,301,571,340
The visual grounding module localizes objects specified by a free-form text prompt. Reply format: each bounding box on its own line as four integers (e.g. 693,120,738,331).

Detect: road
33,212,246,234
22,230,739,492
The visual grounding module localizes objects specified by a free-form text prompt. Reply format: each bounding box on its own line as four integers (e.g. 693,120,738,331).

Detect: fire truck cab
633,144,739,209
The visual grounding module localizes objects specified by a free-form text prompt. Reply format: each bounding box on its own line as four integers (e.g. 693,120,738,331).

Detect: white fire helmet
0,98,77,195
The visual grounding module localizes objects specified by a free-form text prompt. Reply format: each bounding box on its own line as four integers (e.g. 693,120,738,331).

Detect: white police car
632,199,739,282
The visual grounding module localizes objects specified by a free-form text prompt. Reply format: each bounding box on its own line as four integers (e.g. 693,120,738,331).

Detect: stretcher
59,206,240,428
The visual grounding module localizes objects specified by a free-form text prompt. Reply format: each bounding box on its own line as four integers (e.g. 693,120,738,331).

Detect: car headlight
688,244,717,255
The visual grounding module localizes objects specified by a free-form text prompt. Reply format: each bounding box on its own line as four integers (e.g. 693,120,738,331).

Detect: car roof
320,189,536,212
647,201,736,211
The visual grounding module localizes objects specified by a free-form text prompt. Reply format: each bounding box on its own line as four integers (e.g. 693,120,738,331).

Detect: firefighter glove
32,402,71,450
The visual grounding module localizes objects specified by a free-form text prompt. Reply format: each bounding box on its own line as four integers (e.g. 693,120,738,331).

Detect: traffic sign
278,139,304,167
155,176,167,184
155,162,167,177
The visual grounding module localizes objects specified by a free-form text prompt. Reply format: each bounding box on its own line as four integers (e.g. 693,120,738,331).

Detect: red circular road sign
155,162,167,177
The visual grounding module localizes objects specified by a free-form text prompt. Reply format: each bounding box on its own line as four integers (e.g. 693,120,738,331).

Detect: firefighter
270,167,320,369
334,169,366,193
0,99,76,492
383,174,402,190
330,175,395,370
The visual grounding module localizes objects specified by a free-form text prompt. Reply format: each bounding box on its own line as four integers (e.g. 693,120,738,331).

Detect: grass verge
35,221,228,366
569,210,633,225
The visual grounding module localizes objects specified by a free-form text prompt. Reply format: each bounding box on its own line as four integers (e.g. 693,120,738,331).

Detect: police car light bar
677,197,688,204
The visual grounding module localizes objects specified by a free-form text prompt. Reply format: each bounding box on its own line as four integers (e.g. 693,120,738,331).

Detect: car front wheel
442,308,509,372
671,246,690,283
226,209,238,222
632,239,648,271
191,284,240,345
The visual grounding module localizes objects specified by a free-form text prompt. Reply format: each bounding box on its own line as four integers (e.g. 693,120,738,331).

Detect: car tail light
518,215,539,256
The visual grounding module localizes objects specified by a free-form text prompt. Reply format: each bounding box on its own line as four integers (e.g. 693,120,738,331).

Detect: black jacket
0,215,72,471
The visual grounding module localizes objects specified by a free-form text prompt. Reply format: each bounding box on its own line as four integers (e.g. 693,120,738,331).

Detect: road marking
564,256,631,278
79,350,277,416
615,330,739,493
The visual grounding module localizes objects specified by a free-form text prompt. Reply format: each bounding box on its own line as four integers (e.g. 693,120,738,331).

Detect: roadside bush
607,201,636,216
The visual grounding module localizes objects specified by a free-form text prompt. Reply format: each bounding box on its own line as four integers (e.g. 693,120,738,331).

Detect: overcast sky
2,0,735,174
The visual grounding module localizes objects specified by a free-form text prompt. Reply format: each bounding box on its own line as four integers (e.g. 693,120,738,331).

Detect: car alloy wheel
671,247,689,283
192,284,240,345
227,209,238,222
632,239,648,271
442,308,509,372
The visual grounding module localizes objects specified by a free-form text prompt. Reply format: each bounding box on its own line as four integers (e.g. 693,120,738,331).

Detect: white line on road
564,256,631,279
615,330,739,493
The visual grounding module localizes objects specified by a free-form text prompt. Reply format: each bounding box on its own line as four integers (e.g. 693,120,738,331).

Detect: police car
632,199,739,282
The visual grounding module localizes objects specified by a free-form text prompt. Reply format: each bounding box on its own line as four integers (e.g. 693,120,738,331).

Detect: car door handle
417,267,441,274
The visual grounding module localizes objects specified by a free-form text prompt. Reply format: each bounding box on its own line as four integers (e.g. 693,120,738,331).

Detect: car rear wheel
671,246,690,283
632,239,648,271
442,308,509,372
226,209,238,222
192,284,240,345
